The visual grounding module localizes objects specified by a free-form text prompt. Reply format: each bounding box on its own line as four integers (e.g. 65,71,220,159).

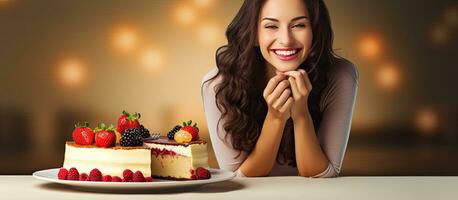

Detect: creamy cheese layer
143,142,209,169
63,144,151,177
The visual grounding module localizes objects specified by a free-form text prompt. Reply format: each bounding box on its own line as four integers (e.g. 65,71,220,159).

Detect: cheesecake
143,136,209,180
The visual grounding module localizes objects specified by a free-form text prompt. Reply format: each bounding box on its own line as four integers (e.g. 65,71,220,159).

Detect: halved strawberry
72,122,95,145
94,123,116,148
117,110,141,134
181,120,199,141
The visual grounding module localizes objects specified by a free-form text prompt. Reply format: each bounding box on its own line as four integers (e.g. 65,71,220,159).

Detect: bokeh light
58,58,85,87
444,6,457,27
197,23,222,45
193,0,212,8
358,34,382,60
111,26,139,52
430,24,448,45
376,63,401,91
174,5,196,25
415,108,440,136
139,49,163,73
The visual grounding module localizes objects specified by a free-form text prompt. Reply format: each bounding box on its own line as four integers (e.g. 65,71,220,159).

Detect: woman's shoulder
327,58,359,85
201,67,221,94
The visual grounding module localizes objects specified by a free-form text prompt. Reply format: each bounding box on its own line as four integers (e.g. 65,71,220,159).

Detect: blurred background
0,0,457,175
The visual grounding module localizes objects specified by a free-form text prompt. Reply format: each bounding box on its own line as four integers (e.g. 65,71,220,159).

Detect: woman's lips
271,48,301,61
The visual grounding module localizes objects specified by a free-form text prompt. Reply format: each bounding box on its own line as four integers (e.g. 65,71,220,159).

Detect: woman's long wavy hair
206,0,341,167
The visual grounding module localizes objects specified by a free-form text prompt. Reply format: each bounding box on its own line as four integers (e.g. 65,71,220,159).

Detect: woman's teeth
273,49,298,56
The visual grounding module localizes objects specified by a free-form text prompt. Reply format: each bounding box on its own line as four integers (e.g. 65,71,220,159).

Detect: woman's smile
270,48,302,61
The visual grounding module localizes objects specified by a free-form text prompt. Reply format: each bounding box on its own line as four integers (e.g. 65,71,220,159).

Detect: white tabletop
1,176,457,200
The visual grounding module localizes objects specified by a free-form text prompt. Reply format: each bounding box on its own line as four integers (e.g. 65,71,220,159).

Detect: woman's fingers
263,74,286,99
283,71,306,94
272,88,291,109
266,80,289,105
280,97,294,113
288,77,301,100
298,69,312,90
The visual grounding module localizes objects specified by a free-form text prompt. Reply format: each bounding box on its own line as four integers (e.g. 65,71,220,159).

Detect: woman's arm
202,69,293,177
286,62,358,177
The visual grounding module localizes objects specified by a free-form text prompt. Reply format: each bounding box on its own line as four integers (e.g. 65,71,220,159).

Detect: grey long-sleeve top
201,61,359,178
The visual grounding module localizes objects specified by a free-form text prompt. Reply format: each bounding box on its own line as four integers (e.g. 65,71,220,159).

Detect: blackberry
139,125,150,138
167,125,182,140
120,128,143,146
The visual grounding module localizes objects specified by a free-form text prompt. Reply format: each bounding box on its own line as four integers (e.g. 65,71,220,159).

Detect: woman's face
257,0,312,72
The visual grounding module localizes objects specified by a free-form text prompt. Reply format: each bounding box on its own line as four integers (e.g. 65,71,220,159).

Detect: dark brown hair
206,0,341,167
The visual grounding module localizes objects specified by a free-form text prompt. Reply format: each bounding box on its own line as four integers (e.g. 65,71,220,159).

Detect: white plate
33,168,235,191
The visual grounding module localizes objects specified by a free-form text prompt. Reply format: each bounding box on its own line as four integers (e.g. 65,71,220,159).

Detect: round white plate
33,168,235,191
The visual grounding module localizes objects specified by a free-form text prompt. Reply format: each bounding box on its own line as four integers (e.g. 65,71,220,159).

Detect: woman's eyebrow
261,16,309,22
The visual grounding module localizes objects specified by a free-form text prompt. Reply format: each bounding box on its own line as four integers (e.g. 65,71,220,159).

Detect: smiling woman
201,0,358,178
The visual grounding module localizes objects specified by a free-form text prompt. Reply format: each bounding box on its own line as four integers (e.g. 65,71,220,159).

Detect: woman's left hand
283,69,313,121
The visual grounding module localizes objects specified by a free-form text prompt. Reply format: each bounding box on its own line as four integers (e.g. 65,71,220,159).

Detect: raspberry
145,177,153,182
196,167,211,179
102,175,112,182
123,169,133,181
57,168,68,180
79,173,88,181
112,176,122,182
133,171,146,182
89,168,102,181
67,167,80,181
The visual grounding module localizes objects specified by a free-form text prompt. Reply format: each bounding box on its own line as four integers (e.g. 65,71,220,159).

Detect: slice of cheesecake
143,136,209,180
63,142,151,177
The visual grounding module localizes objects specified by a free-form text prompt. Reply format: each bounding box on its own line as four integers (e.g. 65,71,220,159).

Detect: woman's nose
278,26,293,46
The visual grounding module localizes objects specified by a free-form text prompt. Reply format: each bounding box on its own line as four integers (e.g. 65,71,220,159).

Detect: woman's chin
273,65,300,72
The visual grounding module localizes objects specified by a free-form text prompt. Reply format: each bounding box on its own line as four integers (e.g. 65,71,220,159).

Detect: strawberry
57,168,68,180
117,110,141,134
145,176,153,182
94,123,116,148
72,122,95,145
181,120,199,141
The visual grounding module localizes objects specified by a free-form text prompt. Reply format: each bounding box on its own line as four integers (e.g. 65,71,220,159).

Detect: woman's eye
292,24,306,28
265,25,278,29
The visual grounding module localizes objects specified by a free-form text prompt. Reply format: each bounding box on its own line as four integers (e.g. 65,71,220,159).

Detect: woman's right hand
263,74,294,121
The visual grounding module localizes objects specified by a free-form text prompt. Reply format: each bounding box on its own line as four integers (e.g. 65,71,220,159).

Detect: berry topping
79,173,88,181
67,167,80,181
167,125,182,140
102,175,112,182
139,125,150,138
181,120,199,141
72,122,95,145
145,177,153,182
117,110,141,134
112,176,122,182
196,167,211,179
94,123,116,148
120,128,143,146
174,130,193,143
123,169,133,182
57,168,68,180
89,168,102,181
133,171,146,182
